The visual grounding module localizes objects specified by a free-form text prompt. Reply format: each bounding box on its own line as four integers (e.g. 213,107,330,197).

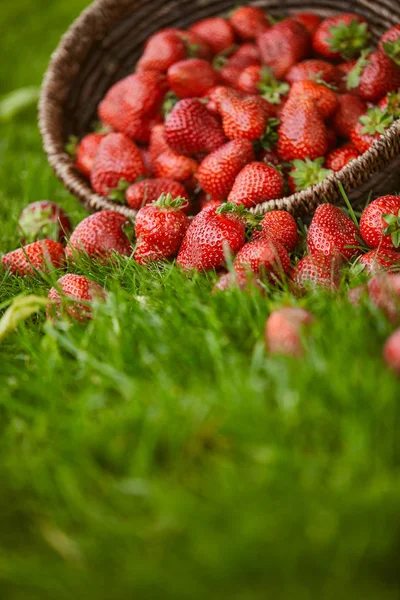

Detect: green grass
1,2,400,599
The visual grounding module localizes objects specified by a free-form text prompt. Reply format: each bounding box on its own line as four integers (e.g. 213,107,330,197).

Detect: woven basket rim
38,0,400,219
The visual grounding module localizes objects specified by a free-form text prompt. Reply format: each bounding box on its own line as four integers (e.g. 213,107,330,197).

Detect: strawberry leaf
359,107,394,136
290,157,332,191
328,19,371,59
346,49,371,89
258,118,280,151
382,39,400,66
65,135,79,159
162,91,179,119
384,91,400,119
258,67,289,104
108,178,129,203
154,193,188,210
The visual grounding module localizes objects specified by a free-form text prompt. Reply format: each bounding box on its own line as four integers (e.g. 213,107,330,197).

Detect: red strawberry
90,133,144,196
227,162,284,208
74,133,103,178
237,65,289,104
176,29,213,61
347,51,400,103
126,178,189,211
285,59,339,85
2,240,65,276
360,195,400,251
290,253,342,291
359,249,400,274
217,88,274,141
233,237,291,283
197,139,254,201
47,274,106,322
325,144,360,171
229,6,270,40
368,273,400,322
289,80,338,119
149,124,170,162
177,202,250,271
18,201,72,244
137,30,187,73
293,13,322,36
66,211,132,260
378,90,400,118
212,271,264,294
164,98,226,156
257,18,311,80
152,149,198,183
383,328,400,374
379,24,400,67
350,106,394,153
134,194,190,264
98,72,165,140
167,58,219,98
257,148,280,166
277,95,328,161
189,17,235,56
288,157,333,192
252,210,298,252
326,128,338,152
307,203,361,260
312,13,369,60
139,147,153,177
265,307,314,357
337,59,359,93
218,44,261,87
331,93,367,138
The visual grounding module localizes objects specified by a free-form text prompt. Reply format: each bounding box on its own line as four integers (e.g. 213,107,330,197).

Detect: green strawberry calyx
163,91,180,119
359,107,394,136
108,178,130,203
256,118,280,152
154,193,188,211
382,39,400,66
290,158,333,192
65,135,79,159
346,48,371,89
18,205,59,243
328,19,371,59
310,71,338,91
258,67,289,104
212,45,239,71
384,91,400,119
216,202,263,232
383,209,400,248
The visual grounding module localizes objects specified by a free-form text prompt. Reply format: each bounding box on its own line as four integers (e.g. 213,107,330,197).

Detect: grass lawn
1,1,400,598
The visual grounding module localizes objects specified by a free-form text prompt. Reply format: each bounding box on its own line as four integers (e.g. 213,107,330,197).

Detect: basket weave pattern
39,0,400,218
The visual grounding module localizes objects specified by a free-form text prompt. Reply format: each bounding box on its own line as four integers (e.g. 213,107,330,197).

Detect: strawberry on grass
2,240,65,277
134,194,190,264
290,253,343,292
359,249,400,274
47,274,106,322
368,273,400,322
18,201,72,244
265,306,314,358
227,161,284,208
307,203,361,260
383,327,400,375
233,236,291,284
252,210,298,252
360,195,400,251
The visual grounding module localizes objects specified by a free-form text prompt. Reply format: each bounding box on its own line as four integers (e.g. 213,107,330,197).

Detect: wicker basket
39,0,400,219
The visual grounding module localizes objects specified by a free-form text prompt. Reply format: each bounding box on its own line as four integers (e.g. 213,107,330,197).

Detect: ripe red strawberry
66,211,132,260
312,13,369,60
379,24,400,67
257,18,311,80
126,178,189,211
277,95,328,161
149,124,170,162
152,149,198,183
265,307,314,357
378,90,400,118
18,201,72,244
74,133,103,178
237,65,289,104
331,93,367,138
288,80,338,119
337,59,359,93
359,249,400,274
347,51,400,103
360,195,400,251
383,328,400,375
47,274,106,322
197,139,254,201
217,88,274,141
176,203,249,271
252,210,298,252
90,133,144,196
285,59,339,85
98,72,165,140
227,162,284,208
325,144,360,171
293,13,322,36
2,240,65,276
368,273,400,322
218,44,261,87
350,106,394,153
233,237,290,283
139,147,153,177
229,6,270,40
134,194,190,264
167,58,219,98
290,253,342,291
189,17,235,56
307,203,361,260
288,158,333,192
136,29,187,73
164,98,226,156
176,29,213,61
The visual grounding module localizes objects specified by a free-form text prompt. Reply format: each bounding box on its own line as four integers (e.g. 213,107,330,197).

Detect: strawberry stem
65,135,79,159
383,210,400,248
346,49,371,89
359,106,394,136
382,39,400,66
290,157,332,192
328,19,371,59
108,178,129,203
154,193,188,210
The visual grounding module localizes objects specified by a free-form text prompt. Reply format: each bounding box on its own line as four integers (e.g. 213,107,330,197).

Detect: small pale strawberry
18,201,72,244
383,328,400,375
47,274,106,322
368,273,400,322
265,307,314,357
